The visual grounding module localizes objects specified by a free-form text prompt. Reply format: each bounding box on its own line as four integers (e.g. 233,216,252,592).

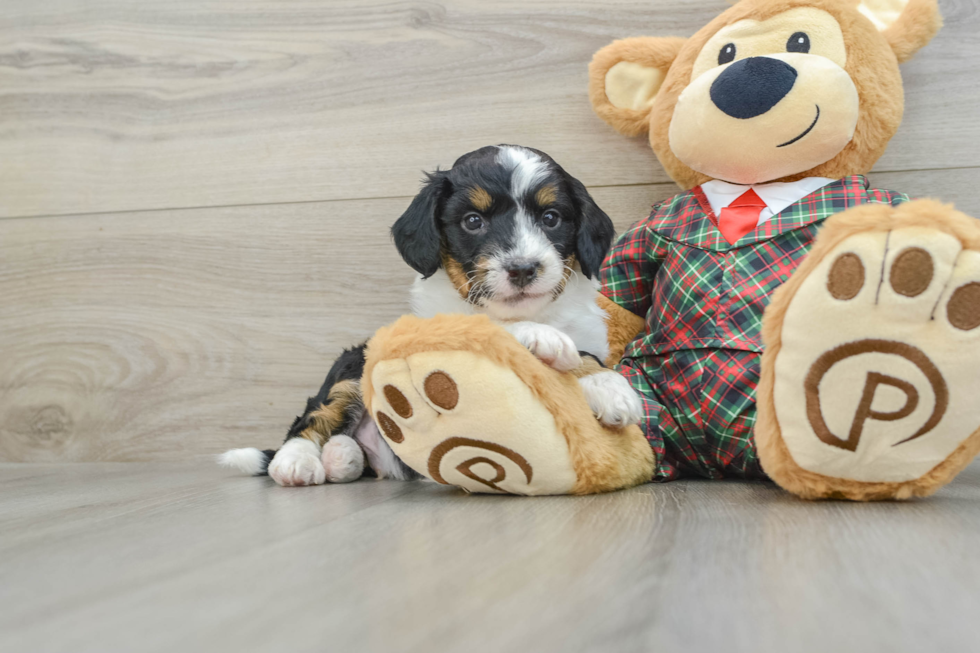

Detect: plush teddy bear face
590,0,942,189
671,7,858,184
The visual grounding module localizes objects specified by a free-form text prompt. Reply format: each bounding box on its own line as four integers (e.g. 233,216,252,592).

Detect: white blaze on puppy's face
482,210,567,320
483,146,569,320
496,145,550,198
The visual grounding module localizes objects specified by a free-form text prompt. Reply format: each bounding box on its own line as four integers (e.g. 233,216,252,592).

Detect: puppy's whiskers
550,261,578,300
465,269,493,305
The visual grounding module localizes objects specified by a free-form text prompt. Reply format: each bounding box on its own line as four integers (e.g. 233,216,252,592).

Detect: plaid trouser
616,351,764,482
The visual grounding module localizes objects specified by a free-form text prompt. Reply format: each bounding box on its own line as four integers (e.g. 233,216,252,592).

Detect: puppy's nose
710,57,797,119
506,262,539,288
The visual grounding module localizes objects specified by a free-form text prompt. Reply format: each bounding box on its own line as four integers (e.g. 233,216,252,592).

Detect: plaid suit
600,176,908,481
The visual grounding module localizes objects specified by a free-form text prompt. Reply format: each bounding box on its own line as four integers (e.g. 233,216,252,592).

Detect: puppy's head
392,145,615,320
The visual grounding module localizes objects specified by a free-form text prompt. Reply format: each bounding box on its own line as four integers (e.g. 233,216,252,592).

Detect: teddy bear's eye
718,43,737,65
787,32,810,53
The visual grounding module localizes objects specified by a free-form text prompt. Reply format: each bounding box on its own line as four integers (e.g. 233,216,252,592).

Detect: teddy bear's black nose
710,57,798,119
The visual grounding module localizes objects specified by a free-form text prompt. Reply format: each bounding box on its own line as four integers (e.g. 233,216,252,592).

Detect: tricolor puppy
220,145,643,487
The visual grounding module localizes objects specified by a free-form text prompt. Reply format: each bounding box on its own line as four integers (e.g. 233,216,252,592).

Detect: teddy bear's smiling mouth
777,105,821,148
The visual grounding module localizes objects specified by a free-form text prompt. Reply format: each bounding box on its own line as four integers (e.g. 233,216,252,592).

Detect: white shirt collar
700,177,836,225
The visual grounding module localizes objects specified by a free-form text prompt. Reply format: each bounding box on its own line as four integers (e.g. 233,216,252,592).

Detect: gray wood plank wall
2,0,978,462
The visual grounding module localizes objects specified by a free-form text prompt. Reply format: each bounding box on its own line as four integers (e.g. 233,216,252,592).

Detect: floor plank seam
2,166,977,222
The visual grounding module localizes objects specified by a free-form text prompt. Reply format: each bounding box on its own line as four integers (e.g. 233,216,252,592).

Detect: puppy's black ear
569,176,615,279
392,172,450,278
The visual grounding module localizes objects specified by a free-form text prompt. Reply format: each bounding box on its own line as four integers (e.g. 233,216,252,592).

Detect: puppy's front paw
505,322,582,371
268,438,326,487
578,371,643,428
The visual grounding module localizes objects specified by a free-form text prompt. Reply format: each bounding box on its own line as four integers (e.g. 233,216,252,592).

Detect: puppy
220,145,643,486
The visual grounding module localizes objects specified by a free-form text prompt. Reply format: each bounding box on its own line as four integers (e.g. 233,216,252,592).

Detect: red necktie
718,189,767,245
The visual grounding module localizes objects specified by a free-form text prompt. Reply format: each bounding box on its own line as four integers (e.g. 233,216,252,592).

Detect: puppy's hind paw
268,438,326,487
321,435,365,483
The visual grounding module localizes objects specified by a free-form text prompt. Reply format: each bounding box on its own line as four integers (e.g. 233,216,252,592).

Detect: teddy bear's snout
710,57,798,120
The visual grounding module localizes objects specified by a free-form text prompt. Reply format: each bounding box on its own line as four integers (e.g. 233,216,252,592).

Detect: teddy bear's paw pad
370,351,578,495
774,225,980,483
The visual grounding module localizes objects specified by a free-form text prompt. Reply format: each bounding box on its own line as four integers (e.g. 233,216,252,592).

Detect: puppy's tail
217,448,276,476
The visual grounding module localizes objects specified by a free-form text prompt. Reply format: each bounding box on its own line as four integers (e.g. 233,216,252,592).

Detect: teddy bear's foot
362,314,656,495
758,200,980,500
368,350,579,495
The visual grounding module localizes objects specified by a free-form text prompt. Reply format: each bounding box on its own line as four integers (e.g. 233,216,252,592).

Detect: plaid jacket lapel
738,175,870,247
645,188,728,249
658,176,873,250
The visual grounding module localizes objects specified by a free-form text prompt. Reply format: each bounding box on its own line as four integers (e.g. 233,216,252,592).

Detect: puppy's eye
541,210,561,229
718,43,736,65
462,213,485,232
787,32,810,53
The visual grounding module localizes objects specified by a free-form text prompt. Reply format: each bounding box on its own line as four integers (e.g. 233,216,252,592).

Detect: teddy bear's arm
597,214,671,366
597,295,646,367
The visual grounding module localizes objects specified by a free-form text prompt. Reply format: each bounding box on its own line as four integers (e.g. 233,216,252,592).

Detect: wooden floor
2,461,980,652
3,1,980,650
2,0,979,462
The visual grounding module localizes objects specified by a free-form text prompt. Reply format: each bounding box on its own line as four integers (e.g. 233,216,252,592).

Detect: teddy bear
363,0,980,499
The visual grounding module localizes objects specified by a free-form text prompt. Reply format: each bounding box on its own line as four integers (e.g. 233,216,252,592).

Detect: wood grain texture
1,0,977,218
0,183,661,462
2,170,978,463
0,196,411,462
2,461,980,652
3,2,980,647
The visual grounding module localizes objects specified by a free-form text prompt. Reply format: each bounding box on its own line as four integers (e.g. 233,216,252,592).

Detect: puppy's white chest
537,304,610,362
534,275,610,361
410,270,610,362
553,311,609,360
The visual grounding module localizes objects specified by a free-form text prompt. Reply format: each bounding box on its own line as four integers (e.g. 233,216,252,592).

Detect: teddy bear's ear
589,37,687,137
856,0,943,63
